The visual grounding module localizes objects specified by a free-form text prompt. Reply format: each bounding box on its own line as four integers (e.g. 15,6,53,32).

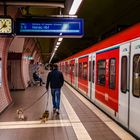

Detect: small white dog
16,108,25,120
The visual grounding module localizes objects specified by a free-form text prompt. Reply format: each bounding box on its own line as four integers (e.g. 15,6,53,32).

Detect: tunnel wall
21,39,39,88
0,7,42,113
0,6,19,113
0,38,13,113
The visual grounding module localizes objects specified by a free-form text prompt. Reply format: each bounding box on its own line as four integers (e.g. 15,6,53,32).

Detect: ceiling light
57,42,61,45
49,53,54,63
69,0,83,15
58,38,63,42
54,48,57,51
56,45,59,48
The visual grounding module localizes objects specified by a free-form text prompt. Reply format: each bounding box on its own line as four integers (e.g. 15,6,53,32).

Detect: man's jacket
46,69,64,89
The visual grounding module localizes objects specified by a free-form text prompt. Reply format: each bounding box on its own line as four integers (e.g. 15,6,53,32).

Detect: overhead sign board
15,18,84,38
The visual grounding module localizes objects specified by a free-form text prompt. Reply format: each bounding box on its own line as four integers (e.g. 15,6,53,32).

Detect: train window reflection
133,54,140,97
109,58,116,89
121,56,127,93
78,62,88,80
83,62,88,80
71,64,75,76
65,63,68,74
97,60,106,85
78,63,82,78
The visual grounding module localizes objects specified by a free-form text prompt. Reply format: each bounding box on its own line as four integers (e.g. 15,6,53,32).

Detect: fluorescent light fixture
58,37,63,42
49,35,63,63
57,42,61,45
69,0,83,15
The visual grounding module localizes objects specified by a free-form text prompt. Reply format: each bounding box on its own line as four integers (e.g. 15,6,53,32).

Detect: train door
75,58,78,88
129,39,140,137
96,48,119,113
78,56,88,95
118,43,130,128
70,60,75,86
67,61,71,83
65,61,68,81
88,54,92,97
91,53,96,101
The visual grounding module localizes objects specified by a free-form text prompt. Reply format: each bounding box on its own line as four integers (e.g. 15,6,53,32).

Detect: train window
89,61,91,81
64,64,66,73
67,64,69,74
62,64,64,72
109,58,116,89
68,64,69,74
133,54,140,97
121,56,127,93
97,60,106,85
92,61,95,83
78,63,82,78
83,62,88,80
66,64,68,74
71,64,75,76
69,64,71,75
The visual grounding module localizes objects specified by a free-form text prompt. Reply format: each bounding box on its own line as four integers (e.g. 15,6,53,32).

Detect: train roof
61,23,140,62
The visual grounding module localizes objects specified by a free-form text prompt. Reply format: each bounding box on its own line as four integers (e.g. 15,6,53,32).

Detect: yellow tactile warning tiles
65,83,136,140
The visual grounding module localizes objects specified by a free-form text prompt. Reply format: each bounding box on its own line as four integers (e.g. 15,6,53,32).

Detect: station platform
0,83,135,140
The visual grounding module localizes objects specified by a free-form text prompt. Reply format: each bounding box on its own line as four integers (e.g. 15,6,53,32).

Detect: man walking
46,64,64,114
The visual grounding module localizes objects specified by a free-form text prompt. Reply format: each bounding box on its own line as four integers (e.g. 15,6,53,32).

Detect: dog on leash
16,108,25,120
40,110,49,123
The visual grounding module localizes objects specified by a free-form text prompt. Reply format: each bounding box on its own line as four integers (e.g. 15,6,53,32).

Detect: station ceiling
2,0,140,63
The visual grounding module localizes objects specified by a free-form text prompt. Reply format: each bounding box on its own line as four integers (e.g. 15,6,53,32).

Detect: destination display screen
15,18,84,37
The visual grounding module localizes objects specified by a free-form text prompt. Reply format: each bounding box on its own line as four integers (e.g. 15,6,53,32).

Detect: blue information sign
15,18,84,38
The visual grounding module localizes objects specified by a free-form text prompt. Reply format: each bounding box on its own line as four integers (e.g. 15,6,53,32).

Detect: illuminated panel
15,18,84,38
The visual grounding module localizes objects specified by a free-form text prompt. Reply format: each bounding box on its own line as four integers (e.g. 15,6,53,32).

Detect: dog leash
45,90,49,111
23,90,48,112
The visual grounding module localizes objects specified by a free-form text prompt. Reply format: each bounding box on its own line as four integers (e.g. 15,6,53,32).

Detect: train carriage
95,47,119,112
70,59,75,86
59,23,140,138
78,56,88,95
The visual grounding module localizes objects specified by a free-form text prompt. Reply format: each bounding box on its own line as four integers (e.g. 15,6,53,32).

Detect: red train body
59,23,140,138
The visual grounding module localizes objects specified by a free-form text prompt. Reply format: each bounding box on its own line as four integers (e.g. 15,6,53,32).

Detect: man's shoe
56,109,59,115
53,108,56,112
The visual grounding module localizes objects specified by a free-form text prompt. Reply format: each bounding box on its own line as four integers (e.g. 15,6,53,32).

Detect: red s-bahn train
59,23,140,138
